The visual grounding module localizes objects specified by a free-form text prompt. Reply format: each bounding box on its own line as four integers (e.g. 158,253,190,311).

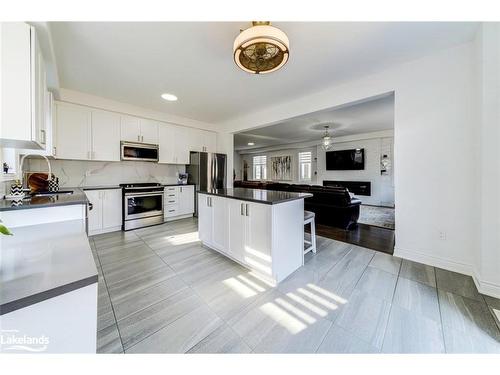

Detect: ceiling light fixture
161,93,178,101
233,21,290,74
247,142,255,146
321,126,333,151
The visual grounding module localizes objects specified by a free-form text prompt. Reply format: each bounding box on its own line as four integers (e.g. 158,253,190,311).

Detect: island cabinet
198,192,305,284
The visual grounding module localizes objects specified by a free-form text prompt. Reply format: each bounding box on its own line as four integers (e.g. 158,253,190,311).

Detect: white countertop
0,219,98,315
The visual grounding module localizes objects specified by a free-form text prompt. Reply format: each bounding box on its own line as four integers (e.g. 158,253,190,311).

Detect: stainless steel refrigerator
186,151,227,216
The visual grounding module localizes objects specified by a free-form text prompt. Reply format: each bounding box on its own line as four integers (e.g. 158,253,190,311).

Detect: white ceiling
234,93,394,151
49,22,478,124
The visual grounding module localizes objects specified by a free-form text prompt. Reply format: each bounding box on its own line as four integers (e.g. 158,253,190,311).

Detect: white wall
316,132,394,206
26,158,184,187
221,39,497,295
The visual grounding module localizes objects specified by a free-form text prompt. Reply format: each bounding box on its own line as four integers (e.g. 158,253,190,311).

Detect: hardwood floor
314,223,395,255
90,218,500,353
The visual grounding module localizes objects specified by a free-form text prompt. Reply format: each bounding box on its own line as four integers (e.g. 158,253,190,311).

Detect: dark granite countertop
0,219,98,315
80,185,121,191
0,188,88,212
198,188,313,205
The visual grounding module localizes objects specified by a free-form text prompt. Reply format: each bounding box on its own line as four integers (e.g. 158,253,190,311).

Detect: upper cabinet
1,22,48,149
120,115,158,144
55,102,121,161
188,128,217,153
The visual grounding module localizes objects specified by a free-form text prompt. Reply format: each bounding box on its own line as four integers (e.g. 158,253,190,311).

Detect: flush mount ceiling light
321,125,333,151
233,21,290,74
247,142,255,146
161,93,178,101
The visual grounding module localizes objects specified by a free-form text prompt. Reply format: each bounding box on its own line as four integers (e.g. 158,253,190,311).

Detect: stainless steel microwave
120,141,159,162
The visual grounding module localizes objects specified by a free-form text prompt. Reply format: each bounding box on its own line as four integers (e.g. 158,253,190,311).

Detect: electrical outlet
439,231,446,240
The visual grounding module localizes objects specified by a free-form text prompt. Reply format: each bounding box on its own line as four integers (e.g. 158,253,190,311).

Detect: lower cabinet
84,189,122,235
164,185,195,221
198,194,276,282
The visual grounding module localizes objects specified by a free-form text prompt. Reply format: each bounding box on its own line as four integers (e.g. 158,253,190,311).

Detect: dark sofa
233,180,362,230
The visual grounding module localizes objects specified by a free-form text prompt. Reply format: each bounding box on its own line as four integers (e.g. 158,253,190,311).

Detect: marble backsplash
25,158,186,187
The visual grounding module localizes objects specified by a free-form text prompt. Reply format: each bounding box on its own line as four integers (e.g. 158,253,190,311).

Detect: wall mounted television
325,148,365,170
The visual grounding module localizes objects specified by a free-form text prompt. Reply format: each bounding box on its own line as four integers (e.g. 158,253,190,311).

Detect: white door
198,194,213,245
158,123,176,163
85,190,102,232
91,110,121,161
55,103,91,160
178,185,194,215
139,119,159,144
120,115,141,142
243,202,272,277
33,35,47,148
211,196,229,252
228,199,246,263
102,189,122,229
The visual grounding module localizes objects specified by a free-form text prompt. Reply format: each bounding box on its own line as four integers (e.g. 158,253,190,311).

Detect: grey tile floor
89,218,500,353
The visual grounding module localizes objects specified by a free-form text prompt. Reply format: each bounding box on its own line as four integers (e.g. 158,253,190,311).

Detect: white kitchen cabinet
187,128,217,153
211,196,229,252
85,190,102,233
198,193,304,284
120,115,158,144
55,102,91,160
1,22,47,149
159,122,189,164
55,102,121,161
139,118,159,144
164,185,195,220
85,189,122,235
91,110,121,161
198,194,213,244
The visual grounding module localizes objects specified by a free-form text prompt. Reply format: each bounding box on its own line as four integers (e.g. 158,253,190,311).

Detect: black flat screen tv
326,148,365,170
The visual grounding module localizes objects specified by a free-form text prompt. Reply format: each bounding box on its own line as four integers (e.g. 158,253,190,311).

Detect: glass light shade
233,23,290,74
322,135,333,151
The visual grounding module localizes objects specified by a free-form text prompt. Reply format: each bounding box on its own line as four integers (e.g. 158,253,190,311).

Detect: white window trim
252,155,267,181
298,151,312,182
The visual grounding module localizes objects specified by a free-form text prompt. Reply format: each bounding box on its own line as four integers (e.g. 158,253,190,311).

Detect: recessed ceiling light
161,93,178,101
247,142,255,146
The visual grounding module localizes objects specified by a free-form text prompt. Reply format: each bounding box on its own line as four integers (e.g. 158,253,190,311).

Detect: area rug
358,205,395,230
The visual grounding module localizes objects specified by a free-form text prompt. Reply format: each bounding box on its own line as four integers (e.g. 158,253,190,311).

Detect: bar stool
304,210,317,263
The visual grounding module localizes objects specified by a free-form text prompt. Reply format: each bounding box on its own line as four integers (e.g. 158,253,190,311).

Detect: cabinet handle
180,187,182,193
137,135,140,142
240,203,244,216
141,135,144,142
246,204,249,216
40,129,46,144
168,200,175,203
53,146,57,156
207,196,210,207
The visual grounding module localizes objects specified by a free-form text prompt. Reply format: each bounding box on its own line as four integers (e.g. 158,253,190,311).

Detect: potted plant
0,220,13,235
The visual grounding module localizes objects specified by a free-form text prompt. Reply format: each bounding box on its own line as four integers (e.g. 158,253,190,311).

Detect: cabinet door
158,123,176,164
139,119,159,144
120,115,141,142
173,126,191,164
55,103,91,160
178,185,194,215
197,194,213,245
102,189,122,229
244,202,272,276
33,34,47,148
85,190,102,232
205,131,217,153
228,199,246,263
91,110,121,161
211,196,229,252
1,23,33,145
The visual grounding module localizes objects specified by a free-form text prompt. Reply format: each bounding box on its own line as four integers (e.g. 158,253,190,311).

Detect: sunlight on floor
237,275,266,292
244,247,272,263
306,283,347,304
259,302,307,334
164,231,200,245
244,257,272,275
285,292,328,317
222,277,258,298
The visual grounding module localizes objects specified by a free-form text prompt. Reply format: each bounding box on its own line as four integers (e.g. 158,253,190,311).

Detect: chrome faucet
19,154,52,189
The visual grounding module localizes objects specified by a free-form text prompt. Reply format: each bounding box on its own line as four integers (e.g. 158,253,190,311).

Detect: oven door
121,142,159,162
124,192,164,220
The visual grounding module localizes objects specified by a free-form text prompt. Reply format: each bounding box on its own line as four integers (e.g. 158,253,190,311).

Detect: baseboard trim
394,246,500,299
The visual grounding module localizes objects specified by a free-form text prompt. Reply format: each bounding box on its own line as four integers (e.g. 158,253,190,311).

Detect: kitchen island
198,188,312,284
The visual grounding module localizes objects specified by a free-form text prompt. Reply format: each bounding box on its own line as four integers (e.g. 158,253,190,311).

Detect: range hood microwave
120,141,159,162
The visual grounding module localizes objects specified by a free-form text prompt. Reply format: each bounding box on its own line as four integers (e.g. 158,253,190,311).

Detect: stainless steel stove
120,183,164,231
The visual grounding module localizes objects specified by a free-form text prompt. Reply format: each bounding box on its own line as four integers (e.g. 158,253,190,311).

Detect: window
252,155,267,180
298,151,312,181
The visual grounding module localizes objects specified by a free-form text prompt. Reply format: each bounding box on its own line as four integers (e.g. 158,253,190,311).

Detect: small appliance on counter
177,173,188,185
